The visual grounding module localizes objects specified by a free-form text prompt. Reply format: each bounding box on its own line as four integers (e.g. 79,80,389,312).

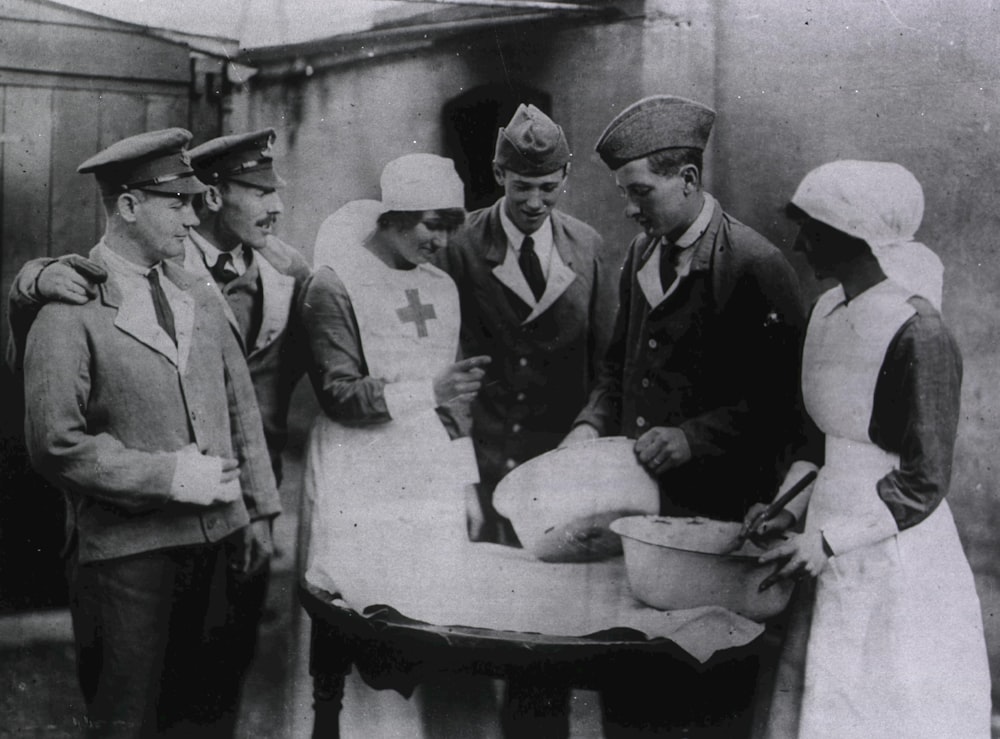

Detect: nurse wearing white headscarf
746,161,991,738
300,154,499,738
789,159,944,310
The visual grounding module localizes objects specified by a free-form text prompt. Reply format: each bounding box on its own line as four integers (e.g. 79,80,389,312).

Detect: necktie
147,268,176,344
659,242,680,293
210,251,238,284
518,235,546,301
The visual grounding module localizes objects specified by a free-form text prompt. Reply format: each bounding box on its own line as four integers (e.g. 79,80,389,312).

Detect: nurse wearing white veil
300,154,496,738
748,161,991,738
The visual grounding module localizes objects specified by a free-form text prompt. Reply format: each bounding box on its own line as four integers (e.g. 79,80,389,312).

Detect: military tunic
575,199,804,520
436,201,616,499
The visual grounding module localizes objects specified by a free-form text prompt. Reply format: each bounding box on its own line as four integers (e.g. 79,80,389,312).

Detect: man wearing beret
564,96,804,736
21,129,280,737
436,104,616,546
9,129,310,733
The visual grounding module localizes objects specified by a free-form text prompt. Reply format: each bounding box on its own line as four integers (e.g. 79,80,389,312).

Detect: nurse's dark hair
377,208,466,232
647,148,703,178
787,205,873,259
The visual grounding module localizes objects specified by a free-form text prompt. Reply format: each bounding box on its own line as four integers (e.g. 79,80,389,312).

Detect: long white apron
303,245,499,739
758,281,991,739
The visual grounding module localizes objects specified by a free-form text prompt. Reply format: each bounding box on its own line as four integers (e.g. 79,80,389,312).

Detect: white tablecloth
306,530,763,664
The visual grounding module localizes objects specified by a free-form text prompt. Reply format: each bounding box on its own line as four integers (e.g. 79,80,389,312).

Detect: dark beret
77,128,205,196
188,128,285,189
595,95,716,170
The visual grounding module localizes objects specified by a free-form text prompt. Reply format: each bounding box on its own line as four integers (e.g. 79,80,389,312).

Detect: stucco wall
708,0,1000,699
244,0,998,701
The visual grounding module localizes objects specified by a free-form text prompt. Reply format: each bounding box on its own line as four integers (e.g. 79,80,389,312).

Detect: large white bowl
609,515,794,621
493,437,659,562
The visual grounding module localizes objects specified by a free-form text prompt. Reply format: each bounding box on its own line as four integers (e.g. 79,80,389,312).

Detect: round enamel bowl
493,437,660,562
609,515,794,621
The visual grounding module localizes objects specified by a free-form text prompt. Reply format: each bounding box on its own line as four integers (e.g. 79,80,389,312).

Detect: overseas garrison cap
494,104,571,176
189,128,286,189
78,128,206,196
595,95,716,170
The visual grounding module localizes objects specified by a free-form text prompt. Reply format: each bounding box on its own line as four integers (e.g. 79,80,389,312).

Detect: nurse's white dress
757,280,991,738
303,202,499,738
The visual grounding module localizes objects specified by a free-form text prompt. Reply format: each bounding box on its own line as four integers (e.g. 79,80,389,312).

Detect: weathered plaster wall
708,0,1000,698
244,0,998,700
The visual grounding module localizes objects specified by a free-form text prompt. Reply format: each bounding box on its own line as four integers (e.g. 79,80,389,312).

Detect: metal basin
610,515,794,621
493,437,659,562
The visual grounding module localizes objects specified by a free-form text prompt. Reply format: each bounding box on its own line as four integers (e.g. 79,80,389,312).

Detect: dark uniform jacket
436,201,616,494
574,202,804,520
22,248,279,563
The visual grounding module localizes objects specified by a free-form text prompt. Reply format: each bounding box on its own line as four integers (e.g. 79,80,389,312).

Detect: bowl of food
493,437,659,562
609,515,794,620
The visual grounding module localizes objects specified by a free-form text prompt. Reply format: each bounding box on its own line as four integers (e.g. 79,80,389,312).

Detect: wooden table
299,579,767,738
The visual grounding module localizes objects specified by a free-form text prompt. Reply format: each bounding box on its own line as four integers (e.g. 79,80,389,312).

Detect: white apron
758,280,991,739
304,244,480,609
303,237,498,739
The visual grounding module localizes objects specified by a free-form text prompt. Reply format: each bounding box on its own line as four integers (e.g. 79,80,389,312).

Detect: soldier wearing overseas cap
564,96,805,737
20,128,279,736
9,127,311,734
435,104,616,551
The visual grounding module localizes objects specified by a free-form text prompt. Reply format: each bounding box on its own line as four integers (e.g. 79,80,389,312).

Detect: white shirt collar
498,198,554,279
94,241,159,279
190,229,248,276
674,192,717,249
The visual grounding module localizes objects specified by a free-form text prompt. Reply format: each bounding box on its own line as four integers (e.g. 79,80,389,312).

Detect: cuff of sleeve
446,437,480,485
677,420,712,458
170,449,222,504
17,258,57,306
572,412,607,437
383,380,437,420
821,510,899,557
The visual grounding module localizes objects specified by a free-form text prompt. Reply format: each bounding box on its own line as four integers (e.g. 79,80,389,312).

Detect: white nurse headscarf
313,154,465,271
790,160,943,311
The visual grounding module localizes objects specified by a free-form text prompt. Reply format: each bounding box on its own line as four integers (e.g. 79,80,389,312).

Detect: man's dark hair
377,208,466,232
646,148,703,178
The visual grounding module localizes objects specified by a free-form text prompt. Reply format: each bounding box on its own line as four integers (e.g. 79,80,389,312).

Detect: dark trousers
501,678,570,739
68,537,269,738
600,654,759,739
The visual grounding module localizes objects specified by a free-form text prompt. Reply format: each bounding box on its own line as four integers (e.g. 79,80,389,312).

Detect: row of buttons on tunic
636,338,658,430
505,356,532,470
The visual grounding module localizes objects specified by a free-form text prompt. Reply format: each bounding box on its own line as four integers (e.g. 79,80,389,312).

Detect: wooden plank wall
0,84,192,350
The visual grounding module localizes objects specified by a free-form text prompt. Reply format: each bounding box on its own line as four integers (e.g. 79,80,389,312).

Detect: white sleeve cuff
170,448,233,505
383,380,437,420
446,437,481,485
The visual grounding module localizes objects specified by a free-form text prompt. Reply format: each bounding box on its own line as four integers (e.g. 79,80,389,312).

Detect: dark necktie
147,268,176,344
210,251,239,284
518,235,546,301
659,242,681,293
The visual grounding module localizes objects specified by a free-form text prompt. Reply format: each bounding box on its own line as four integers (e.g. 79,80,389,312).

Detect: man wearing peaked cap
435,105,615,547
19,128,279,736
565,96,806,737
173,126,312,734
183,128,311,480
10,126,310,735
